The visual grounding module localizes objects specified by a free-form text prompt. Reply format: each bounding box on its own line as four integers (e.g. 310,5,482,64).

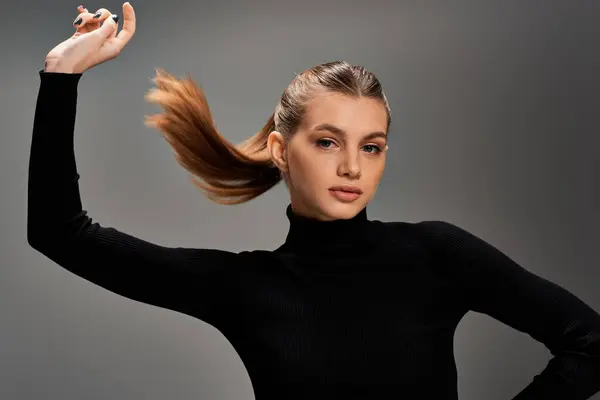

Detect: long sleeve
417,220,600,399
27,69,245,326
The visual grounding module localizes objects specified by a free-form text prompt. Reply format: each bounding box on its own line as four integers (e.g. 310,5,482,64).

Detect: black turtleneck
275,204,375,257
27,70,600,399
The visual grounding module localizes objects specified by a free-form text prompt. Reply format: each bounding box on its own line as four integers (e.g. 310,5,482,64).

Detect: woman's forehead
302,93,388,132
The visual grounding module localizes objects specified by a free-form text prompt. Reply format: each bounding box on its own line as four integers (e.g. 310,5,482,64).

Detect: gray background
2,0,599,399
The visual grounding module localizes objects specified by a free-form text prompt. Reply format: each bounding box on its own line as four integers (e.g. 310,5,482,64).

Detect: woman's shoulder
376,218,464,239
371,218,472,256
371,218,458,238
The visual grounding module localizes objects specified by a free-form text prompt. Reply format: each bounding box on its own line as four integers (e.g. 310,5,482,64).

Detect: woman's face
269,92,389,221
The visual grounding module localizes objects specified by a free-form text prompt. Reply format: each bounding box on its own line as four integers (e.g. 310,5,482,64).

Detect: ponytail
144,68,282,205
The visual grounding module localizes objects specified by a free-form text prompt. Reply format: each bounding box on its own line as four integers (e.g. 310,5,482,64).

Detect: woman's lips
329,189,361,202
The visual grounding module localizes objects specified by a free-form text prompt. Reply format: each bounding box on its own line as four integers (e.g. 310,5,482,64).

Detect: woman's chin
321,200,365,220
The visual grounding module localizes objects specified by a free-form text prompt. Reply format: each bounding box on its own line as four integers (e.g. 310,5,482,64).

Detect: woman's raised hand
44,3,136,74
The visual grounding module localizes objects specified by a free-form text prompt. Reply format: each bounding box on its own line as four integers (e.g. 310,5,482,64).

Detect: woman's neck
276,203,373,257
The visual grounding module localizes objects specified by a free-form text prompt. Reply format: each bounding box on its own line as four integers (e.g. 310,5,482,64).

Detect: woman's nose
338,153,361,178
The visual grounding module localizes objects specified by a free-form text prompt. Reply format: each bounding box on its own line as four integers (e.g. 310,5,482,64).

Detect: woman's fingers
61,2,135,71
70,5,86,37
91,14,118,44
73,8,106,33
91,7,112,22
73,11,93,30
114,3,136,48
73,5,124,39
111,14,119,38
72,13,95,38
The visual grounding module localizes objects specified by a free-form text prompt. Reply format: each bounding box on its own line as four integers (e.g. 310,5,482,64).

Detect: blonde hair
144,60,391,205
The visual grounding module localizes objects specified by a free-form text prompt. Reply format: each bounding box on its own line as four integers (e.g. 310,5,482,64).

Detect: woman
28,3,600,399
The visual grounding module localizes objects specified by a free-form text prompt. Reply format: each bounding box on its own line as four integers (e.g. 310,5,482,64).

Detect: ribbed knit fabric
27,70,600,399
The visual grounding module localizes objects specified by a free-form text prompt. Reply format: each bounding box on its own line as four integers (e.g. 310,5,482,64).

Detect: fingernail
74,17,82,25
93,12,102,18
112,14,119,23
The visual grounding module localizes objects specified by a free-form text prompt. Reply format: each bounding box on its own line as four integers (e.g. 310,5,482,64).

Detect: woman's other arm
418,220,600,400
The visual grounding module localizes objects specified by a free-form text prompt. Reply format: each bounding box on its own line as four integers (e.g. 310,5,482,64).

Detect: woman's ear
267,131,288,172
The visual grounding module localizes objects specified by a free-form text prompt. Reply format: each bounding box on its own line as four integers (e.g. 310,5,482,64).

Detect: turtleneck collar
276,203,374,257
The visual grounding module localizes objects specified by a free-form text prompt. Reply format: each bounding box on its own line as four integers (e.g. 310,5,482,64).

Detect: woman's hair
143,60,391,205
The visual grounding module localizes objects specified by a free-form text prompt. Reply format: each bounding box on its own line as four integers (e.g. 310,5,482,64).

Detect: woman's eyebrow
313,123,387,141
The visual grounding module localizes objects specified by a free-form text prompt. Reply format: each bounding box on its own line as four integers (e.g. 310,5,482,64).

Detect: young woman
28,3,600,399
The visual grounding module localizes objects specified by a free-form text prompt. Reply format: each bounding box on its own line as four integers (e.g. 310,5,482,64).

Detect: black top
27,70,600,400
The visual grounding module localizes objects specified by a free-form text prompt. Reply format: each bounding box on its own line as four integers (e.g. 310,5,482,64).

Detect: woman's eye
316,139,382,154
363,144,382,154
316,139,335,149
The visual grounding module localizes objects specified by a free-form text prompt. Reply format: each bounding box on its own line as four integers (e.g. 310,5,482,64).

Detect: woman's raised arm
27,69,246,326
28,5,247,325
